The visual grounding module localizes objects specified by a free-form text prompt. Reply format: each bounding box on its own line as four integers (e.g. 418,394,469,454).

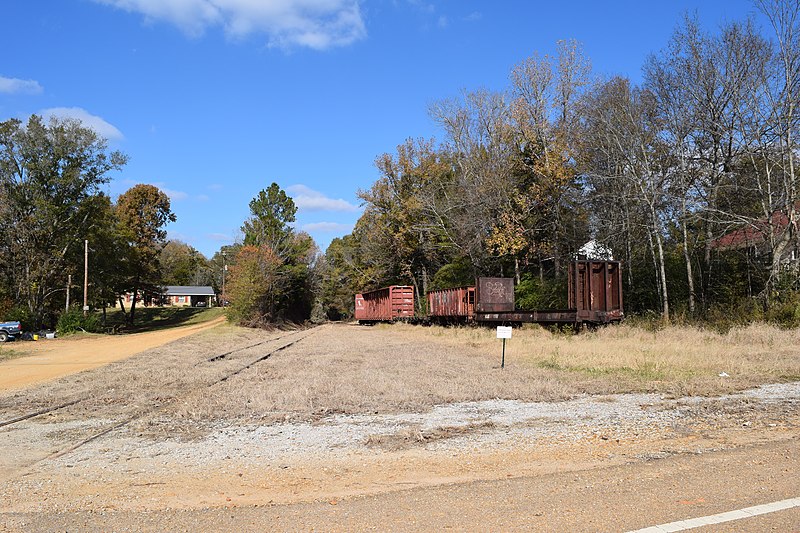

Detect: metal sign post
496,326,512,369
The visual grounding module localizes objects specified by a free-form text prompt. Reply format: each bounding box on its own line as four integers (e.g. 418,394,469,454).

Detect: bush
515,274,566,310
56,308,101,335
431,258,474,290
4,306,34,332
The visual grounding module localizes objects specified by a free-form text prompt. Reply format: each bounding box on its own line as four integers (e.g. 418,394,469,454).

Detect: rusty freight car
475,260,624,327
427,286,475,321
355,285,414,324
356,260,623,328
568,260,624,323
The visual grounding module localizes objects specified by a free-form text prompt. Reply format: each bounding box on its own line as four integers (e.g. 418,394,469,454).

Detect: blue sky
1,0,764,258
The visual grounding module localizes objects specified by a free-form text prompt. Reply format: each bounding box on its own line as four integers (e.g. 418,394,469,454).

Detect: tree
753,0,800,297
508,41,591,279
116,184,176,324
318,234,364,319
242,183,297,255
357,138,454,304
225,245,283,326
0,115,127,326
160,240,211,286
580,77,673,318
83,194,130,323
229,183,315,323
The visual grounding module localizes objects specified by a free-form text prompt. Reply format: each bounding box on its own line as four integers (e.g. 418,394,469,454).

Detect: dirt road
0,316,226,391
5,438,797,532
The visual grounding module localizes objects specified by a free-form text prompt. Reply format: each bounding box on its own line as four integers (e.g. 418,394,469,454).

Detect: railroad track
0,326,318,475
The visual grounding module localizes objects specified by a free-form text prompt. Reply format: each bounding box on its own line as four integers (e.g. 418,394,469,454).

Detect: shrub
56,308,101,335
515,274,566,310
431,258,474,291
4,306,34,332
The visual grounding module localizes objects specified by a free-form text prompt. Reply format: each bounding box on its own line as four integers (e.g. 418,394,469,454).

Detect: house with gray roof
163,286,216,307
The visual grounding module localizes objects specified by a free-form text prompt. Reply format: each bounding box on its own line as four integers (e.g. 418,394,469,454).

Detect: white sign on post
496,326,512,339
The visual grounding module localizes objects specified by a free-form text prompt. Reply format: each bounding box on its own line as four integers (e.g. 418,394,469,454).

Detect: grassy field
0,307,226,362
4,319,798,432
168,321,800,426
101,306,226,333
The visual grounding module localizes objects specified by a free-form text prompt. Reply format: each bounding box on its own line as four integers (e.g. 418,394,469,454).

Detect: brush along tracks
0,326,318,479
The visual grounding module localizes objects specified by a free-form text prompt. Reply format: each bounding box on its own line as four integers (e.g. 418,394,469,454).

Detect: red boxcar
355,285,414,323
427,286,475,319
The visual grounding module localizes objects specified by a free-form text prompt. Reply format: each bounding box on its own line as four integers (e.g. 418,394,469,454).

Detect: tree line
0,115,213,329
318,0,800,326
0,114,315,330
4,0,799,331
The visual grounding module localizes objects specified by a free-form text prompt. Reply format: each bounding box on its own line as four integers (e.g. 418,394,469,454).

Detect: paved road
4,437,797,531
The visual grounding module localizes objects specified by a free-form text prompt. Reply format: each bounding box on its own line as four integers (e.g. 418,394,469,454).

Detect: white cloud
208,232,233,241
287,184,358,212
93,0,366,50
39,107,124,141
302,221,352,233
0,76,43,95
161,187,189,201
167,231,191,241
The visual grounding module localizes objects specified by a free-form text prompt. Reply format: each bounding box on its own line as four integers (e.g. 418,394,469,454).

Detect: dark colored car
0,321,23,342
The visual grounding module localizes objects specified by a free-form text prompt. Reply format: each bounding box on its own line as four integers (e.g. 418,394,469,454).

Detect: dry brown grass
417,322,800,396
5,320,797,439
0,343,31,362
172,321,800,426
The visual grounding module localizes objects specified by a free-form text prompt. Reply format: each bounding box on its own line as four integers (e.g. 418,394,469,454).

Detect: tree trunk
655,229,670,320
682,215,696,315
646,227,661,312
129,275,139,325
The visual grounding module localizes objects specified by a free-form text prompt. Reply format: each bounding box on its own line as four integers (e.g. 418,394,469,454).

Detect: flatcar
356,260,623,328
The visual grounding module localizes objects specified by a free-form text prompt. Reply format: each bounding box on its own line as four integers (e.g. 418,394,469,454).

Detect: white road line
628,497,800,532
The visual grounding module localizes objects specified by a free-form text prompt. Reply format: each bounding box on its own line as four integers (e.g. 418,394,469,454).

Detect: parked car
0,321,23,342
195,301,207,307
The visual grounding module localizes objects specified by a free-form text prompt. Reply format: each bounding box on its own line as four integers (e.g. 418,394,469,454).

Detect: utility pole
66,274,71,311
83,239,89,317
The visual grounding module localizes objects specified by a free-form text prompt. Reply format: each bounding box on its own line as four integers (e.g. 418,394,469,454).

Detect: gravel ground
24,381,800,476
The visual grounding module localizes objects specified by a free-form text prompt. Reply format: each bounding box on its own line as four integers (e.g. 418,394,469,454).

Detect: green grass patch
96,306,225,334
536,355,670,381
